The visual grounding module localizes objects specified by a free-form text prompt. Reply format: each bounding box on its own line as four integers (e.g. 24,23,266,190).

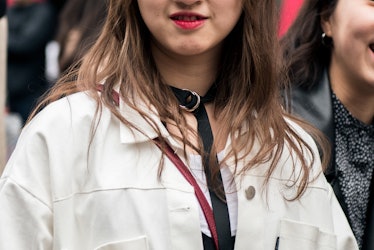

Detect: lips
170,15,207,21
170,12,208,30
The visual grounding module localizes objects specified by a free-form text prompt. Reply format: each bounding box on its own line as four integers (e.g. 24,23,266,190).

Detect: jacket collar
118,97,185,150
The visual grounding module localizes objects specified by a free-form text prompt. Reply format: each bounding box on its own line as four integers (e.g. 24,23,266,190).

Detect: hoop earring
321,32,333,47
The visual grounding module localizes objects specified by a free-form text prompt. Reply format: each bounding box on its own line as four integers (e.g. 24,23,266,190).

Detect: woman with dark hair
0,0,357,249
55,0,108,74
281,0,374,249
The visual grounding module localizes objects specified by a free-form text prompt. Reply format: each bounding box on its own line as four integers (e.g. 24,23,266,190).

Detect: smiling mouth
169,13,208,29
170,15,207,21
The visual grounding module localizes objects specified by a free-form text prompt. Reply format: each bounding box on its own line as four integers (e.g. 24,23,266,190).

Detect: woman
0,0,357,249
281,0,374,249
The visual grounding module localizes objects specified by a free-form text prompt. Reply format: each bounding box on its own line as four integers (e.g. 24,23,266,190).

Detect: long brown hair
30,0,321,200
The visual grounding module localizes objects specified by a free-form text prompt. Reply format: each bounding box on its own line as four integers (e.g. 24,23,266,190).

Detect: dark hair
55,0,108,73
280,0,338,89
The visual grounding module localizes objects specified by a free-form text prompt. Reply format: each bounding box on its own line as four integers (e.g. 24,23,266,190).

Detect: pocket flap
94,235,148,250
279,219,337,250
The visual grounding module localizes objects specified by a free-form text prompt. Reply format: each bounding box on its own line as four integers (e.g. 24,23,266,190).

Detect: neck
151,43,221,96
329,67,374,125
335,92,374,125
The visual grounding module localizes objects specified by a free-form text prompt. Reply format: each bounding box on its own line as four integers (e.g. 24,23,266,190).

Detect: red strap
96,84,219,249
96,84,120,106
153,138,219,250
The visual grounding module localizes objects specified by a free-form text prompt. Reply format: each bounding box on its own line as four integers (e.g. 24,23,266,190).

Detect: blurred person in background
281,0,374,249
0,0,7,173
55,0,108,75
6,0,56,124
44,0,66,83
45,0,107,84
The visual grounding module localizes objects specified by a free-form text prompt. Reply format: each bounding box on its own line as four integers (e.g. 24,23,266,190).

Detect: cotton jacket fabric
0,92,358,250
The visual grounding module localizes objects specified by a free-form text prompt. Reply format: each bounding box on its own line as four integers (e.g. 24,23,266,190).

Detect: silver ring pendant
179,89,201,112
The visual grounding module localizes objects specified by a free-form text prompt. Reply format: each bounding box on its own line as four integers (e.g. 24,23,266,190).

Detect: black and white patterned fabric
333,93,374,249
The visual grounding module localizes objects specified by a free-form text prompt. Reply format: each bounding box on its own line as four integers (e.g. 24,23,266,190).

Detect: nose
174,0,202,8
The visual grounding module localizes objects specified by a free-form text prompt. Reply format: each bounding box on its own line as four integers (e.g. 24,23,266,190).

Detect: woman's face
322,0,374,94
137,0,243,57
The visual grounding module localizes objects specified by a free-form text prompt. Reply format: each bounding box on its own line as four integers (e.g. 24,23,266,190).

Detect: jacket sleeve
0,116,54,249
0,178,53,249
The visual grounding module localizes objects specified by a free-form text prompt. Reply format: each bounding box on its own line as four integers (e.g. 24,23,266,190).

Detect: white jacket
0,92,358,250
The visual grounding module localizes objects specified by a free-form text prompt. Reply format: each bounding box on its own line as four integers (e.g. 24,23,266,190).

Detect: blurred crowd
1,0,107,168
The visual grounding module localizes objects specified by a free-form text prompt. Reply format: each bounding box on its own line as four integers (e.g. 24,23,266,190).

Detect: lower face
136,0,243,57
327,0,374,95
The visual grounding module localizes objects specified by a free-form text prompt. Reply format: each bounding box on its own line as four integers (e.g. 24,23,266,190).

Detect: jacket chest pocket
278,219,337,250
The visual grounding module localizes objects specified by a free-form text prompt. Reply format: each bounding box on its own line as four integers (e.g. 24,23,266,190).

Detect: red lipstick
170,12,207,30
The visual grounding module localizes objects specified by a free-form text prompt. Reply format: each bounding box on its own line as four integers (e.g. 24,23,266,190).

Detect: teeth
174,16,201,21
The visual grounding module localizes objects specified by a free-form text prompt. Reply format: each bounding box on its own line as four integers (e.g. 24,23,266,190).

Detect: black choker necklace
170,85,216,113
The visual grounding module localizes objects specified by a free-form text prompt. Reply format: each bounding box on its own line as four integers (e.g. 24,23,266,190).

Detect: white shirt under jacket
0,91,358,250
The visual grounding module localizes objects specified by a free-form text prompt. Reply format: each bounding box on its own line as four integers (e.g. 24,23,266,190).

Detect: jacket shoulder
28,92,100,130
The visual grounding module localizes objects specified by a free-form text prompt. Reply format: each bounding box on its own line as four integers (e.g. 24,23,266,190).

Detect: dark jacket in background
0,0,5,18
290,71,374,250
7,1,56,123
